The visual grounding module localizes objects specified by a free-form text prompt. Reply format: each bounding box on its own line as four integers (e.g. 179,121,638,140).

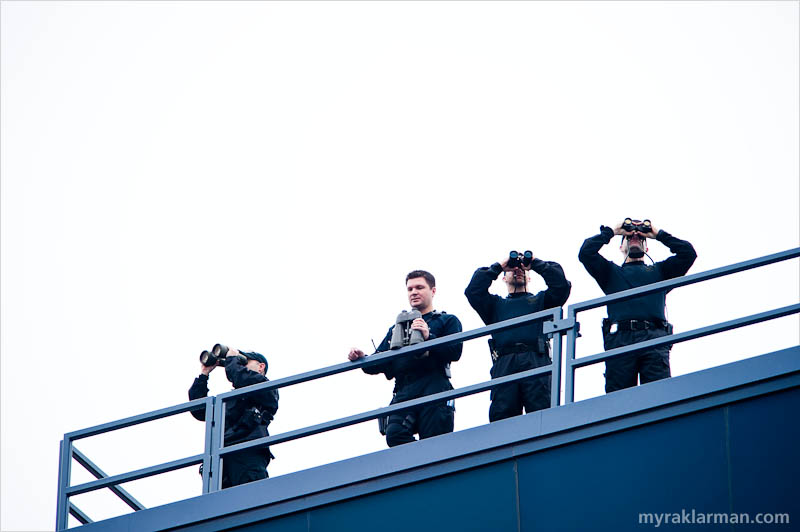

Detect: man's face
504,268,530,290
407,277,435,312
622,232,647,257
245,359,266,375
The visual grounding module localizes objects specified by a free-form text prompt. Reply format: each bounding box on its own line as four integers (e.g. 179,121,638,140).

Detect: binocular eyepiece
199,344,230,367
508,250,533,268
622,218,652,234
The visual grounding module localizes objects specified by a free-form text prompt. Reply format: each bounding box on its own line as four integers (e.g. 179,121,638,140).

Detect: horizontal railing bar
69,503,93,525
66,454,204,497
218,308,560,402
221,364,555,453
568,247,800,316
65,398,210,441
72,447,145,511
571,303,800,370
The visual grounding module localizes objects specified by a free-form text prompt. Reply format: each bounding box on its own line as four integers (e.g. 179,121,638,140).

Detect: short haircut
406,270,436,288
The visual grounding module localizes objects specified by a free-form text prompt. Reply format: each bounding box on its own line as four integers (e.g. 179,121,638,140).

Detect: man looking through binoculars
189,346,279,488
579,219,697,393
348,270,463,447
465,251,571,421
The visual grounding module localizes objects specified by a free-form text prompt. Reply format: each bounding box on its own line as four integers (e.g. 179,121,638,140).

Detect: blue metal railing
55,247,800,530
563,247,800,403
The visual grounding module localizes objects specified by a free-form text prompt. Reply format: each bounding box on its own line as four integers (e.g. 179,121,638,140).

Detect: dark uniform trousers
221,448,271,489
489,351,552,422
602,327,671,393
385,372,454,447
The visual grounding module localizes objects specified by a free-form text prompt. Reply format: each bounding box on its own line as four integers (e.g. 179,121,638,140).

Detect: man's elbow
683,245,698,265
557,281,572,306
464,286,481,304
577,243,592,264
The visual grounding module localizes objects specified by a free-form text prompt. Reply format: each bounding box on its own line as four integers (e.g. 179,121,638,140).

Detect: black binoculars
200,344,232,367
389,310,424,350
508,250,533,268
622,218,652,234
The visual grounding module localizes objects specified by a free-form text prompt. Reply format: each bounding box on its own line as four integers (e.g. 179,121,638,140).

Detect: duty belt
604,318,670,333
495,342,547,356
395,369,447,386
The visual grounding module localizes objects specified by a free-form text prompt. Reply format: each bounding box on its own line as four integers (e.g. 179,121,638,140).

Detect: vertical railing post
55,437,73,531
564,308,579,404
208,397,226,492
201,397,216,494
550,308,563,408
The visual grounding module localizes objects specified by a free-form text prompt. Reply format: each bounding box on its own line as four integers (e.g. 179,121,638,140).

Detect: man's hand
642,222,659,239
410,317,430,340
348,348,365,361
200,363,216,376
613,221,633,237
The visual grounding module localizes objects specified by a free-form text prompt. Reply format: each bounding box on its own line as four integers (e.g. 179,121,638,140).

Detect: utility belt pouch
401,412,417,432
378,395,395,436
226,406,263,443
538,337,548,355
242,406,263,428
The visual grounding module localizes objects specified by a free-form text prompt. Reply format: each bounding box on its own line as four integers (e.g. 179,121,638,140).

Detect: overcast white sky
2,1,798,530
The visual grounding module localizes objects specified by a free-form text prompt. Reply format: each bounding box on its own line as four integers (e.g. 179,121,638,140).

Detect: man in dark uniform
348,270,463,447
189,348,279,487
465,252,571,422
579,219,697,393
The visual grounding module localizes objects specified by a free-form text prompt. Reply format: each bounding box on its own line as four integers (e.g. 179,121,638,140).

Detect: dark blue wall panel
223,392,800,532
516,408,731,531
228,511,307,532
306,461,518,532
728,387,800,519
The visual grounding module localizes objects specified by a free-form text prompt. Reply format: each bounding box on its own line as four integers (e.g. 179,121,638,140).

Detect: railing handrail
221,361,557,454
72,447,145,511
59,307,560,446
65,454,206,498
567,247,799,316
216,306,561,401
56,247,800,530
571,303,799,369
65,397,210,441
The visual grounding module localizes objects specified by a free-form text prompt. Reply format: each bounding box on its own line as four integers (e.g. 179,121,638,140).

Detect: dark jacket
363,311,463,392
578,226,697,322
189,356,279,446
465,259,571,351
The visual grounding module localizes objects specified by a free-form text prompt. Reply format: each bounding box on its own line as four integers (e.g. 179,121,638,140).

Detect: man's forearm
427,319,463,363
465,265,501,322
656,230,697,278
532,259,571,308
